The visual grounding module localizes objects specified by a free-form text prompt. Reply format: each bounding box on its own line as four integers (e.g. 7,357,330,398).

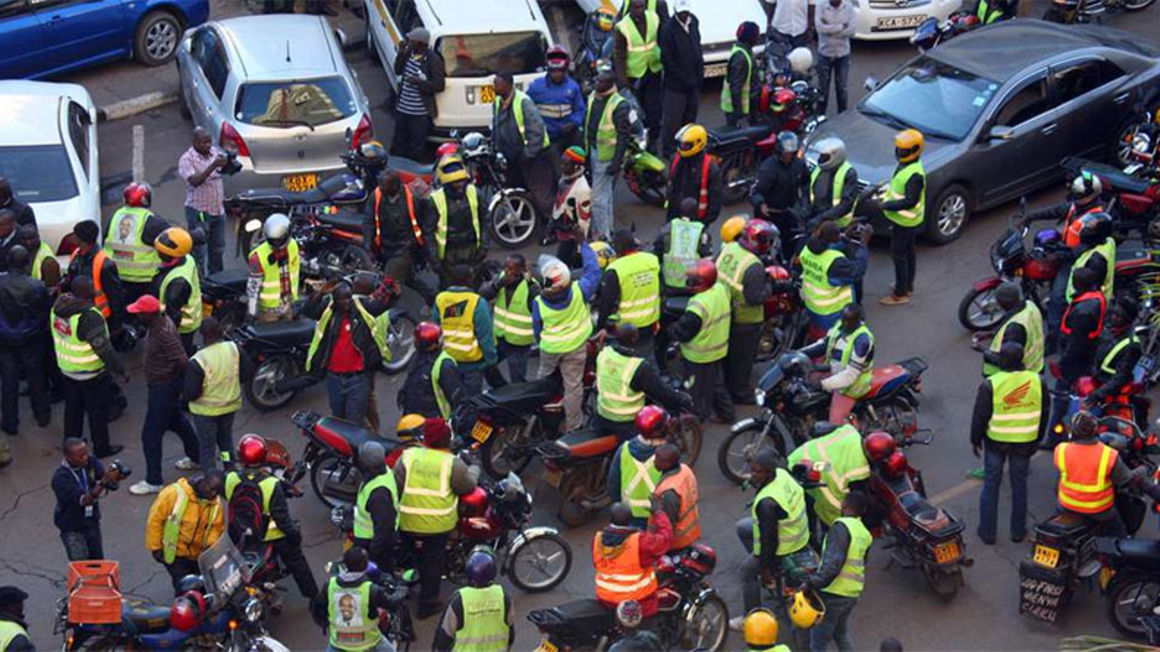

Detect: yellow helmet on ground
894,129,924,163
436,154,470,185
744,608,779,647
720,215,747,243
590,240,617,269
790,589,826,629
396,414,426,441
155,227,193,258
675,123,708,158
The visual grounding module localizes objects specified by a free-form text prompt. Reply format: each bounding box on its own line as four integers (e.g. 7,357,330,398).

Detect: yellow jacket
145,477,226,560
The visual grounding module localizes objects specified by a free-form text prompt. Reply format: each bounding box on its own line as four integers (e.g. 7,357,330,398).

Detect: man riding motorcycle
798,303,875,424
1087,300,1145,423
593,323,691,440
805,138,860,230
609,405,672,525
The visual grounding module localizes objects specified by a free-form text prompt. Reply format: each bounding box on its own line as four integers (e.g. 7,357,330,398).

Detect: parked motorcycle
1044,0,1156,24
527,544,729,651
1061,157,1160,242
201,268,251,335
455,132,540,249
231,318,317,411
1095,534,1160,641
909,12,981,52
623,133,669,208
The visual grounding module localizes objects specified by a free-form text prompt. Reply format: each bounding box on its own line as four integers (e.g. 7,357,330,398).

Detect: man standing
614,0,664,152
311,547,396,652
370,170,434,305
585,72,634,240
798,220,868,340
433,547,515,651
66,220,123,323
751,132,810,242
392,28,446,161
667,124,723,224
179,128,228,275
815,0,855,115
103,182,166,302
789,423,871,527
668,260,733,422
400,323,462,421
482,254,538,385
653,443,701,551
184,317,250,471
493,72,555,223
873,129,926,306
593,502,672,620
0,586,33,651
433,265,496,398
0,211,18,274
527,46,587,155
767,0,815,61
802,492,873,652
0,178,35,227
598,229,663,355
247,214,300,323
722,22,762,128
145,471,226,587
1051,268,1107,439
22,224,59,287
799,304,876,424
53,438,124,560
717,220,778,403
425,156,487,287
659,0,703,157
352,441,399,573
0,246,50,435
981,282,1044,377
304,282,390,425
534,247,601,432
593,325,690,439
152,228,202,353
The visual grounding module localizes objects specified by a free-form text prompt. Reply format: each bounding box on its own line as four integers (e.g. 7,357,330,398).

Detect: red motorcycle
1062,157,1160,242
757,265,809,362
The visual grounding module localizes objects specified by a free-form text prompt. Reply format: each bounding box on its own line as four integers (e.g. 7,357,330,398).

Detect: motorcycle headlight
244,597,263,623
755,389,765,407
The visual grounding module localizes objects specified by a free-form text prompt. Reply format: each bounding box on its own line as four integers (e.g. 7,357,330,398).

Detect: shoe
95,444,124,458
128,480,162,495
173,457,198,471
976,529,996,545
878,294,910,306
967,467,985,480
1011,533,1026,543
729,615,746,632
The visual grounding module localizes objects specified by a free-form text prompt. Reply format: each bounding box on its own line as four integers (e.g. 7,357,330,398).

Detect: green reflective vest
398,447,458,534
161,480,222,564
662,218,705,289
720,45,754,115
716,242,764,324
535,286,593,354
586,92,626,162
52,308,105,374
987,370,1042,443
618,443,660,519
158,256,203,334
882,161,925,228
799,247,853,317
809,162,854,227
494,279,535,347
596,347,645,422
984,302,1044,377
0,619,30,651
821,516,872,598
681,282,731,363
787,424,871,526
31,241,53,282
190,341,242,417
976,0,1002,23
494,90,549,149
432,350,456,419
607,251,661,327
456,585,510,652
616,11,662,78
224,471,285,541
327,577,381,651
252,239,300,310
1101,334,1140,375
1067,237,1116,302
104,206,161,283
825,322,875,399
354,472,400,539
752,468,809,556
432,185,481,259
306,297,388,372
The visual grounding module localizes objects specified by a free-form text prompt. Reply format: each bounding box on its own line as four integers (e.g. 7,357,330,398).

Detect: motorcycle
909,12,981,52
757,79,825,136
718,352,928,483
527,543,729,651
231,317,317,412
574,11,615,95
456,132,540,249
320,558,415,651
1095,534,1160,642
623,132,669,208
200,268,251,335
1044,0,1156,24
1061,157,1160,242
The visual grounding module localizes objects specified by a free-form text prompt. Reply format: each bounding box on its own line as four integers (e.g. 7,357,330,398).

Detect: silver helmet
264,213,291,245
815,137,847,172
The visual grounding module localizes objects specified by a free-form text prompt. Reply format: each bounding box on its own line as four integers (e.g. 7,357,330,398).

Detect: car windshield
860,58,999,141
0,145,78,203
235,77,357,127
440,32,546,77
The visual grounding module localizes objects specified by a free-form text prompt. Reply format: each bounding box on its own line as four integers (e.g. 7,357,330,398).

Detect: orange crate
67,560,122,624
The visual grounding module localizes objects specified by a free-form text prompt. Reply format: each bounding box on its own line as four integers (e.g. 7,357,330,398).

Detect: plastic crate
67,560,122,625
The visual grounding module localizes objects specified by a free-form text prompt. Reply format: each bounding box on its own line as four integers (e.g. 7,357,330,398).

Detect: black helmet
1077,211,1113,246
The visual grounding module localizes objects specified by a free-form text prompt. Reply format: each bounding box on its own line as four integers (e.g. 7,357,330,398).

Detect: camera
220,150,243,176
101,459,132,491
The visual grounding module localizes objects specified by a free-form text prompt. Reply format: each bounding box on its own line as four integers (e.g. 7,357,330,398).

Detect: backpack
228,472,269,548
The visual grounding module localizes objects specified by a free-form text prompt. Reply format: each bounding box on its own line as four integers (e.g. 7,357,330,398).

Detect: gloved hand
151,549,165,563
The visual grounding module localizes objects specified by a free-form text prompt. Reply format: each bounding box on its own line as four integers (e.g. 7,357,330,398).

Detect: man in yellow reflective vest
247,214,300,323
614,0,664,150
668,260,734,421
717,219,778,404
104,181,166,303
653,443,701,551
722,22,761,128
598,229,663,355
310,547,396,652
609,405,673,525
184,317,251,471
805,138,860,230
594,324,691,439
434,547,514,651
585,71,633,240
798,303,875,424
400,323,463,420
0,586,32,652
1065,212,1116,305
971,343,1047,545
493,72,554,222
433,265,496,400
980,282,1044,378
654,198,713,294
871,129,925,307
798,219,869,340
352,441,399,573
424,156,487,288
802,492,873,652
482,254,538,385
393,417,479,619
788,422,871,528
21,224,60,288
145,471,225,588
151,227,202,353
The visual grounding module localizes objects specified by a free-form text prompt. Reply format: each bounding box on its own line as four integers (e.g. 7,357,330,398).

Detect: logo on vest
1003,380,1033,408
443,300,469,318
53,316,73,336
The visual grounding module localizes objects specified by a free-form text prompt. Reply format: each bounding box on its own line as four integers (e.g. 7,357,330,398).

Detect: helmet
237,433,268,467
593,6,616,31
616,600,644,629
1069,170,1103,204
540,255,572,293
863,431,897,463
175,575,206,595
546,44,570,70
396,413,426,441
790,588,825,629
787,47,814,74
434,141,461,160
884,450,909,477
739,219,780,256
1076,211,1113,247
357,441,386,474
154,227,193,258
436,154,470,185
264,214,291,247
815,137,847,172
720,216,747,243
635,405,669,440
1071,410,1099,439
414,322,443,352
123,181,153,208
460,487,489,517
169,593,206,632
767,265,791,282
461,132,487,157
743,608,779,647
771,87,796,113
465,545,497,587
590,240,618,269
685,259,718,293
358,141,387,161
894,129,924,163
775,130,800,156
736,21,761,44
675,123,708,158
1034,228,1062,248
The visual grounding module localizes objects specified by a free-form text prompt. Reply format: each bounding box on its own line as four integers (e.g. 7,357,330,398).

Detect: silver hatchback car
175,15,372,194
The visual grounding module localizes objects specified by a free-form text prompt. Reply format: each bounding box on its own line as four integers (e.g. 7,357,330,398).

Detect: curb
98,90,180,123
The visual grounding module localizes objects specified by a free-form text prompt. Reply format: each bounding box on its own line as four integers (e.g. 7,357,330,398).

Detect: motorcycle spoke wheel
1109,576,1160,636
717,428,764,485
957,286,1005,332
681,593,729,651
632,170,668,208
490,195,536,248
310,454,360,509
246,358,297,411
509,533,573,593
382,313,417,375
481,428,533,479
675,416,704,466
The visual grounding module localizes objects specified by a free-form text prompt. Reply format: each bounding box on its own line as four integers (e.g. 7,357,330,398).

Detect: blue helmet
465,546,497,587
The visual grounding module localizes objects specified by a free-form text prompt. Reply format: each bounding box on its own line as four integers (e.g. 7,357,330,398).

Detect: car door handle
1041,123,1058,136
1114,92,1130,105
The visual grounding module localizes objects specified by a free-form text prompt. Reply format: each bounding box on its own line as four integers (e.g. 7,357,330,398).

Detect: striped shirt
178,146,225,215
397,55,429,116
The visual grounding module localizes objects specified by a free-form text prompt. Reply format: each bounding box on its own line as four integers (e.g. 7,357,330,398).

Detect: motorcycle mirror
244,218,263,234
863,75,879,93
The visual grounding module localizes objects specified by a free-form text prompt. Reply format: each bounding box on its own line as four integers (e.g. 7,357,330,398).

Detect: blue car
0,0,209,79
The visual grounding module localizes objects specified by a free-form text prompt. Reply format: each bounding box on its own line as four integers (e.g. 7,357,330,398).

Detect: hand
152,549,165,563
649,494,663,513
759,203,771,217
212,153,228,169
972,444,981,459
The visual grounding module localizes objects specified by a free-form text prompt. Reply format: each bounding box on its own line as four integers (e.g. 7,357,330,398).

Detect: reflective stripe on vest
251,240,300,310
1060,291,1106,340
825,322,874,399
787,425,870,526
432,185,481,259
681,283,731,363
822,517,873,598
715,242,763,324
432,351,456,419
654,464,701,549
158,256,203,334
882,160,925,228
799,247,854,317
190,341,242,416
752,468,809,556
606,251,661,327
354,472,400,539
808,162,853,227
32,241,53,282
51,308,104,373
399,447,457,533
596,347,645,422
0,619,30,650
593,530,658,602
494,90,549,149
976,0,1002,23
373,185,425,249
1101,334,1140,375
619,446,660,519
162,481,222,564
669,155,712,220
494,279,535,346
103,206,160,282
987,370,1042,443
586,92,626,162
616,11,662,78
327,577,381,650
70,250,112,317
984,302,1045,376
720,45,754,115
224,472,285,541
435,290,484,362
1067,237,1116,302
662,218,705,288
456,584,510,651
1055,442,1117,514
535,286,593,354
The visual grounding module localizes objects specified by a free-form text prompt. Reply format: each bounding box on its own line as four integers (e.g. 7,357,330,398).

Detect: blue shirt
532,241,601,338
526,74,586,140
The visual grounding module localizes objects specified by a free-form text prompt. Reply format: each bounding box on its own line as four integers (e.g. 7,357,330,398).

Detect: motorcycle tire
626,168,668,208
1112,118,1145,167
380,311,417,375
1124,0,1155,10
310,453,362,509
488,190,538,249
1106,572,1160,637
957,285,1006,332
675,414,704,466
717,424,771,485
480,427,535,480
245,355,301,411
507,532,574,593
718,151,753,205
921,562,963,602
679,592,730,651
557,467,600,528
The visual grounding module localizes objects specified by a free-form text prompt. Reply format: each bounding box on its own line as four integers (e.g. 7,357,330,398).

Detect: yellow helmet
675,123,708,158
894,129,924,163
590,240,617,270
720,215,747,243
743,608,779,647
155,227,193,258
436,154,470,185
396,414,426,441
790,589,826,629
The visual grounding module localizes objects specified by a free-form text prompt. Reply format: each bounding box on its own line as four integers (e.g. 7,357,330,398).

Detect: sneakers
173,457,198,471
129,480,162,495
729,615,746,632
879,294,910,306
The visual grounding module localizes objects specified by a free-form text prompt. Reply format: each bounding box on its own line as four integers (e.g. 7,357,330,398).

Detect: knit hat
407,27,430,43
563,146,587,165
423,417,452,448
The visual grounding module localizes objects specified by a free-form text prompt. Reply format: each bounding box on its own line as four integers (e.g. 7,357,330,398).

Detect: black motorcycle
231,318,318,412
1044,0,1155,23
458,132,539,249
201,268,250,334
1096,535,1160,642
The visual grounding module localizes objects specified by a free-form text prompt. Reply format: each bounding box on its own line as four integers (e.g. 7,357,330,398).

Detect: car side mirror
988,125,1014,142
863,76,879,93
333,28,349,50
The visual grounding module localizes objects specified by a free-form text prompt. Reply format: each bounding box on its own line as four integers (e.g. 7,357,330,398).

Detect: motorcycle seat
1036,510,1092,539
898,491,961,536
121,599,171,634
247,318,317,346
314,415,395,453
662,295,690,321
316,209,367,231
553,427,621,458
476,375,563,413
235,185,331,206
1082,162,1154,195
1116,243,1155,275
1101,538,1160,569
526,599,615,634
710,125,771,147
866,365,910,398
391,155,436,177
203,268,250,293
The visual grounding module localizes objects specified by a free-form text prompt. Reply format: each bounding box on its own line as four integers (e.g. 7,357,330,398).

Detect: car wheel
926,183,970,245
134,10,182,67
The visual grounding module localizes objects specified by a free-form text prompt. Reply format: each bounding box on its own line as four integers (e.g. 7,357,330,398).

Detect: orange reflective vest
654,464,701,550
1063,204,1103,249
70,249,111,317
593,530,657,604
373,186,425,250
1055,442,1118,514
670,154,711,220
1060,290,1106,340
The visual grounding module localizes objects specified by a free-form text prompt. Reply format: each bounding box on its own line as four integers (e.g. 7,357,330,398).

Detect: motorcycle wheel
679,592,730,651
626,168,668,208
717,425,768,485
488,190,538,249
1107,573,1160,637
1112,119,1145,167
508,532,573,593
310,453,362,509
921,563,962,602
557,467,600,528
675,414,704,466
245,355,300,411
381,312,417,375
957,285,1005,331
719,151,753,205
480,427,534,480
1124,0,1155,10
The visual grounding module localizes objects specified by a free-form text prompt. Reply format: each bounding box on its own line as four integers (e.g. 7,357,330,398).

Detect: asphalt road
5,2,1160,649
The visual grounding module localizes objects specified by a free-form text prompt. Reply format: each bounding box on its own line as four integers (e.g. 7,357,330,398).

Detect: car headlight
244,597,263,623
755,389,765,406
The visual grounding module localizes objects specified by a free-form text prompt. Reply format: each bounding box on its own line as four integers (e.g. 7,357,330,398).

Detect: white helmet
538,254,571,293
1069,171,1102,204
264,213,291,245
815,137,847,172
787,47,813,75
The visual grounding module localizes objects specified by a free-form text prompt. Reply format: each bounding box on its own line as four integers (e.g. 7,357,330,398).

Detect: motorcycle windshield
198,534,250,598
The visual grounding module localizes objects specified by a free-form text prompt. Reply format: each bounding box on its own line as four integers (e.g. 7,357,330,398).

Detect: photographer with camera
180,127,238,276
52,438,129,561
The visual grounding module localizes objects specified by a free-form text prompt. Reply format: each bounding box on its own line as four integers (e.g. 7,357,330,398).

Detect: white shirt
770,0,815,37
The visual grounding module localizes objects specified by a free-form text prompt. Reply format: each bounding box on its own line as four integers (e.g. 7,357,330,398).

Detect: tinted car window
860,59,999,141
392,0,419,33
0,0,28,19
441,32,547,77
1053,59,1124,105
235,78,357,127
0,145,78,202
193,28,228,99
994,77,1051,127
67,101,89,179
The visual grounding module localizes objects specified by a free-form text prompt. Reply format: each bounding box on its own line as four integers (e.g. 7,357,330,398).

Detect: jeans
977,446,1031,541
193,412,235,471
485,341,531,387
590,157,617,240
326,372,371,424
63,373,114,455
809,593,857,652
61,523,103,561
185,207,225,275
401,531,450,615
815,54,850,114
142,378,200,486
661,88,699,158
538,345,588,432
890,224,919,296
0,338,50,433
391,112,432,162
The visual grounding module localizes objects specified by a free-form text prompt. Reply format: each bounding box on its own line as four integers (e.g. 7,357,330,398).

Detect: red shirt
327,315,365,373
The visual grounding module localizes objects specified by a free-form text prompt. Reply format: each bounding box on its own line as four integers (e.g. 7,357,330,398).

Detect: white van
363,0,553,133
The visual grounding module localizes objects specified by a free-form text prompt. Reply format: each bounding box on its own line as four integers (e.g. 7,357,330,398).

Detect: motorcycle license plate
471,420,494,443
933,541,960,564
202,301,214,318
282,173,318,192
1034,544,1060,568
536,640,559,652
479,84,496,104
544,470,563,488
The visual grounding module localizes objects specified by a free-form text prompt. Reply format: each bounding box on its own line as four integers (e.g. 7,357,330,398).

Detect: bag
228,473,269,548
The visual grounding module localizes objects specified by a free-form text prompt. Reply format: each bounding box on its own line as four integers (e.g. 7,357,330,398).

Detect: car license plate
933,541,960,564
875,14,926,29
704,62,727,78
1034,544,1060,568
202,301,214,318
536,639,559,652
480,84,496,104
471,420,493,443
282,173,318,192
544,470,563,488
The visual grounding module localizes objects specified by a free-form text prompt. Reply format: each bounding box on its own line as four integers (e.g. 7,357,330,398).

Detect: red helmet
434,142,461,161
883,450,908,477
685,259,718,293
546,44,570,70
415,322,443,352
169,592,206,632
766,265,791,282
863,431,896,463
771,87,797,112
459,486,489,517
237,433,268,467
740,219,780,256
636,405,669,439
123,181,153,208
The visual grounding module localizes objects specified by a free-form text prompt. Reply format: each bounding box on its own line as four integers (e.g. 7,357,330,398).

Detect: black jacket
659,14,703,92
351,471,399,571
66,246,125,318
585,92,634,172
0,270,47,343
302,295,388,374
666,153,723,222
151,261,194,331
807,165,860,226
981,302,1029,370
399,350,463,418
3,197,36,228
1092,331,1142,400
751,156,810,216
50,292,123,376
392,44,446,118
53,458,105,531
374,188,423,258
1060,294,1105,379
877,163,924,215
970,374,1049,456
725,43,760,120
608,342,688,413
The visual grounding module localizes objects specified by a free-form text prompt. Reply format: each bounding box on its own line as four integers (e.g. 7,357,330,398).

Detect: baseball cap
127,294,161,314
672,0,693,12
